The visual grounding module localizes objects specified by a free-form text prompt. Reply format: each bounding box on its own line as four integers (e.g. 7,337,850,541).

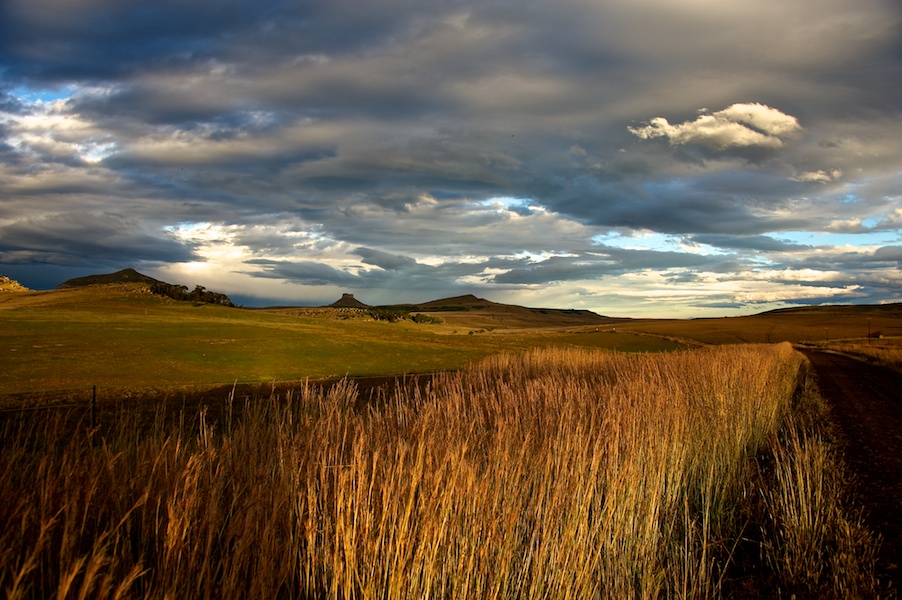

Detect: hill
415,294,487,311
56,268,235,307
265,293,617,329
0,276,30,292
756,303,902,317
404,294,623,330
57,268,166,289
329,293,369,308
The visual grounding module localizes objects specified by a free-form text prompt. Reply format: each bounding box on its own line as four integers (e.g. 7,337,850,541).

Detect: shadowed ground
801,349,902,596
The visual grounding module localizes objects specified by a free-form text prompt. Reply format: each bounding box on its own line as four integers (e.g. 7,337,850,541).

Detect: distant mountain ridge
415,294,486,310
52,273,610,324
57,268,166,289
757,303,902,316
316,292,619,327
404,294,614,321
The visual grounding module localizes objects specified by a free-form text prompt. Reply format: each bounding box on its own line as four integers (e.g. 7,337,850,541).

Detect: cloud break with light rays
0,0,900,317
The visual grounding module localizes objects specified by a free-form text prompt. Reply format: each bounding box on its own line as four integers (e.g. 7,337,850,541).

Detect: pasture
615,304,902,346
0,285,679,400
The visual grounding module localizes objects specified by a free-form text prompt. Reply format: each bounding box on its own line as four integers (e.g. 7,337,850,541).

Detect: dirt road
801,349,902,594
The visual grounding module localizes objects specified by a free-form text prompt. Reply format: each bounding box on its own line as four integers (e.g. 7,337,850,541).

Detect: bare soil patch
801,348,902,596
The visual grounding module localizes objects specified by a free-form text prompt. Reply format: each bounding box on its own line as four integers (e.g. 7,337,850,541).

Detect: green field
0,285,679,397
6,284,900,400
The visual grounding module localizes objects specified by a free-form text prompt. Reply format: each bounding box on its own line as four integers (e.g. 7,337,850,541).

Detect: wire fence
0,372,443,416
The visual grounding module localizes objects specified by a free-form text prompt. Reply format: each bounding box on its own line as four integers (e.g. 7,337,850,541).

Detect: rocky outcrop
329,293,369,309
0,276,30,292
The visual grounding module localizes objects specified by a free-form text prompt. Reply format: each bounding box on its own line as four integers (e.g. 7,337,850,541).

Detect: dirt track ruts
800,348,902,595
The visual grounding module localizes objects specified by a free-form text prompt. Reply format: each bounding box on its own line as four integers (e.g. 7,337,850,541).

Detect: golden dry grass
826,339,902,371
0,344,880,598
617,306,902,346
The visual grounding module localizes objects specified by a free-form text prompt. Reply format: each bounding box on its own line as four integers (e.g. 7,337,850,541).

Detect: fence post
91,385,97,428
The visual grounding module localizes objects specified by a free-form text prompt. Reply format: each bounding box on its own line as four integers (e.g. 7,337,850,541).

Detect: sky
1,0,900,317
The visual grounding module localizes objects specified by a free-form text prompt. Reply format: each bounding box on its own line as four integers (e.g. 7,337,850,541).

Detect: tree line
150,283,235,307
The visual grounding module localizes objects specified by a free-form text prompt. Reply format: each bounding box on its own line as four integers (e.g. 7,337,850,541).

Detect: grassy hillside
56,267,166,289
0,285,679,398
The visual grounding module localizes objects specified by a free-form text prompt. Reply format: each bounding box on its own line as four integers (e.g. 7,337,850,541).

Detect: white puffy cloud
629,103,802,150
824,218,866,233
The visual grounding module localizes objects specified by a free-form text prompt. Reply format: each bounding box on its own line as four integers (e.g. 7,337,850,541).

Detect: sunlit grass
0,344,879,598
618,307,902,346
0,286,681,396
825,339,902,372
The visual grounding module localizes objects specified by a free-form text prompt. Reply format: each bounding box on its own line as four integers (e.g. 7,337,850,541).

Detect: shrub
366,307,409,322
411,313,442,324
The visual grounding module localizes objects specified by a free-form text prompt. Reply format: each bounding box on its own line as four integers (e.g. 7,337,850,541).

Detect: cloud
0,1,900,316
245,259,357,286
792,169,842,183
872,245,902,263
629,103,802,150
490,247,722,285
0,212,197,266
824,218,867,234
354,247,419,270
826,208,902,234
688,234,813,253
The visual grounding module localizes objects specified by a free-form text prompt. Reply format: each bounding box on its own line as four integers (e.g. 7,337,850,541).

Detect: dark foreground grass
0,344,884,598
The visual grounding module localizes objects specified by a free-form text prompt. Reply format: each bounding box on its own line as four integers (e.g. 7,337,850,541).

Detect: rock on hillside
0,276,30,292
57,268,166,289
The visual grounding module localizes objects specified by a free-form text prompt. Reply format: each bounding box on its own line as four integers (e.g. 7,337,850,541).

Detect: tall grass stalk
0,343,880,598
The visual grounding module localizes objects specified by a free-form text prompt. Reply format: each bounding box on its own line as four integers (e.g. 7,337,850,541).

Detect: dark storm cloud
244,254,486,295
245,259,358,287
794,245,902,272
0,212,197,265
552,177,811,236
2,0,309,81
688,234,813,253
492,247,723,285
354,248,419,271
0,89,23,114
874,246,902,263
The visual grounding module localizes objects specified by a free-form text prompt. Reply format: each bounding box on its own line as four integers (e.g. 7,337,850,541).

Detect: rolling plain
3,282,900,401
0,284,678,401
